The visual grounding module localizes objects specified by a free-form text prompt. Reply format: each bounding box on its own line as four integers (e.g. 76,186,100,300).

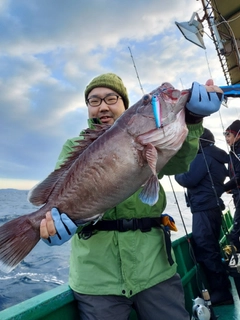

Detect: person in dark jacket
224,119,240,251
175,128,233,306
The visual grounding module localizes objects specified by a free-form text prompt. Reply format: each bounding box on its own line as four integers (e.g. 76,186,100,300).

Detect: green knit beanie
84,73,129,109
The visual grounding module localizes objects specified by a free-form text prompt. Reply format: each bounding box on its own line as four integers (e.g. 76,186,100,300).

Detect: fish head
126,82,190,153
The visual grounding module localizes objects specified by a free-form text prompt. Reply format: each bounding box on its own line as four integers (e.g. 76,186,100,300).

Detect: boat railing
0,210,234,320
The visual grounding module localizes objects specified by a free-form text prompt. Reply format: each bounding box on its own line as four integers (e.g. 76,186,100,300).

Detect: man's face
225,131,240,146
86,87,126,125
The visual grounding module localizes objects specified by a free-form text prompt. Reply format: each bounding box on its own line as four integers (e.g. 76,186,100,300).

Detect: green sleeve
159,122,203,177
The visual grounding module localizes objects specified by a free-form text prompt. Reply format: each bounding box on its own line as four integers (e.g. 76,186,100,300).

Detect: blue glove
42,208,77,246
186,82,223,116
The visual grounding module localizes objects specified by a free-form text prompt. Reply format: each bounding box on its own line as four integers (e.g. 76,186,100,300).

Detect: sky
1,0,240,192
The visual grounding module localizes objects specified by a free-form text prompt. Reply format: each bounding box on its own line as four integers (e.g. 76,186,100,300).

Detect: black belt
78,217,174,266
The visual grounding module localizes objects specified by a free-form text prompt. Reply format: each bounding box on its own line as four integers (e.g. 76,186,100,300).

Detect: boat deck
0,210,239,319
0,280,239,320
214,277,240,319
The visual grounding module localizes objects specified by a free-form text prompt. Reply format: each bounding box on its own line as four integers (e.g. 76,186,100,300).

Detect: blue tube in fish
152,95,161,128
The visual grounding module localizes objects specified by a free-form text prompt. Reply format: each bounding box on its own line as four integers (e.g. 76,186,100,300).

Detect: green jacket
56,119,203,298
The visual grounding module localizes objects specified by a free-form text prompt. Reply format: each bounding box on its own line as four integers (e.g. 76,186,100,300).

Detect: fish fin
63,125,111,166
0,213,40,273
28,169,67,206
138,143,159,205
28,124,111,206
28,175,58,206
139,174,160,206
144,143,158,175
80,124,111,143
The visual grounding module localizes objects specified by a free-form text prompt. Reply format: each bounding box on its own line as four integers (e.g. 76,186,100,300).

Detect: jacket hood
199,128,215,148
198,144,229,164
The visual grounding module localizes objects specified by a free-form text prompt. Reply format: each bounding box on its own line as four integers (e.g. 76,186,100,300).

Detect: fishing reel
223,244,240,274
191,297,211,320
223,244,238,261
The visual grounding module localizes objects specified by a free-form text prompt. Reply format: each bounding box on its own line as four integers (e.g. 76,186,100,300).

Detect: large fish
0,82,190,273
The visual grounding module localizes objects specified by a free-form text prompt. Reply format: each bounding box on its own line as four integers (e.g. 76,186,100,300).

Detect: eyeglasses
86,94,122,107
223,131,230,137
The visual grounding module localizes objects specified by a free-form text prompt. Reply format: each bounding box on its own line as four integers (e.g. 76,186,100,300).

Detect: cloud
0,0,239,190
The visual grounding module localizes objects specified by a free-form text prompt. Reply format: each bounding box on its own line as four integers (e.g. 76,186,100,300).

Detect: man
224,119,240,251
175,128,233,306
40,73,223,319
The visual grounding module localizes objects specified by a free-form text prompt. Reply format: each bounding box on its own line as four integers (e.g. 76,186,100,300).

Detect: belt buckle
121,219,134,232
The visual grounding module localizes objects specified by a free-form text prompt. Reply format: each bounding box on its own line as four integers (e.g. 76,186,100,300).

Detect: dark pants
192,208,230,292
73,274,189,320
230,195,240,250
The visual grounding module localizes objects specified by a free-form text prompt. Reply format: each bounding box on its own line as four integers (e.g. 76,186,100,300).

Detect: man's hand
40,208,77,246
204,79,223,93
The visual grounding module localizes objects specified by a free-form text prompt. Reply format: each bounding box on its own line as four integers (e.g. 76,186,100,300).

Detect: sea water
0,189,70,310
0,188,234,311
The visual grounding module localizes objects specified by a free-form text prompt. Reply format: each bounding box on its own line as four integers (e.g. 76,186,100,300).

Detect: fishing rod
128,47,145,96
199,139,231,238
220,84,240,98
128,45,200,240
128,47,217,319
203,52,240,224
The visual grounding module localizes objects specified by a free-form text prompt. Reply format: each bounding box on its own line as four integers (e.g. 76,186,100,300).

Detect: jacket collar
231,139,240,150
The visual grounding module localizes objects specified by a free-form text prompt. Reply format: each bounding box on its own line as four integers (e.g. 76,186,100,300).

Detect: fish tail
139,174,160,206
0,213,40,273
